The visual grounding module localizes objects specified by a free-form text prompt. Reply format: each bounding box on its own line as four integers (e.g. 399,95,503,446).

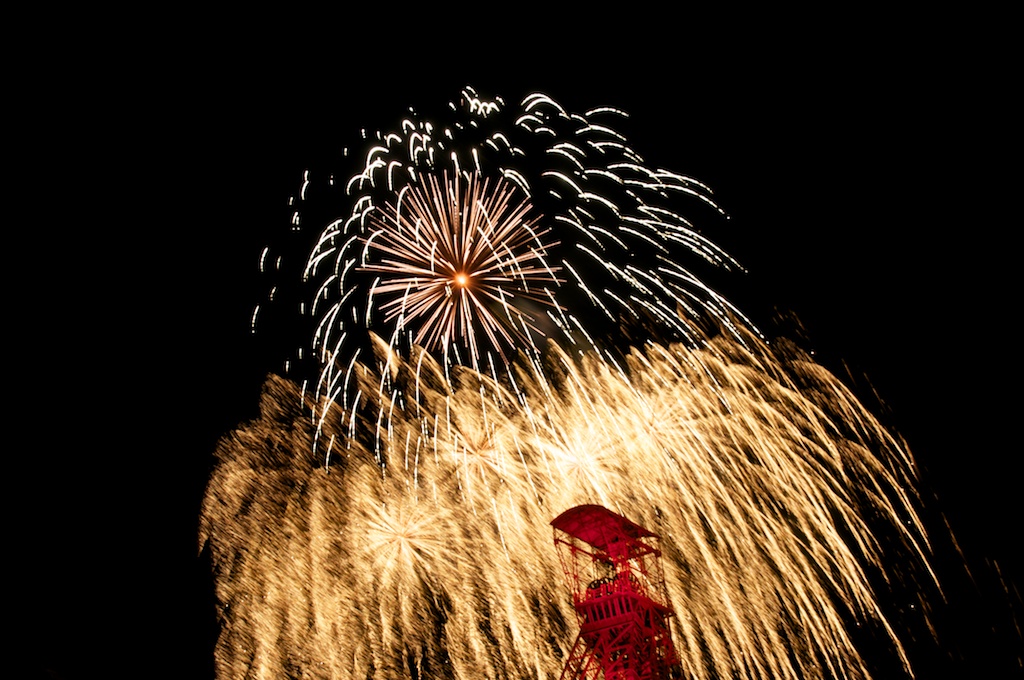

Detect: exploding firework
201,328,935,679
356,171,559,368
255,86,752,454
204,87,940,679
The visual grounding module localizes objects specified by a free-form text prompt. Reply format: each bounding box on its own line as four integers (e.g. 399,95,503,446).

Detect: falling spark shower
201,87,940,679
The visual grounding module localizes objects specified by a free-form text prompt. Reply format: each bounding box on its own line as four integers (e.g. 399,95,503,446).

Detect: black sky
21,11,1020,679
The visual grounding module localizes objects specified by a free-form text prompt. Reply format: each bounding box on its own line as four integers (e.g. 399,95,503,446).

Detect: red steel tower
551,505,683,680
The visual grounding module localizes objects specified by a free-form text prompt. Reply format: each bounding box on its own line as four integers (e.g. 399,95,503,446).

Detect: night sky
22,12,1020,679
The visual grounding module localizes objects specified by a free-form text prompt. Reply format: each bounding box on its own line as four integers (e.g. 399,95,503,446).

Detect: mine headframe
552,504,683,680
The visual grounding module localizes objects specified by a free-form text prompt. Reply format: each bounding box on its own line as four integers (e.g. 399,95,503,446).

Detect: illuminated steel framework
552,505,683,680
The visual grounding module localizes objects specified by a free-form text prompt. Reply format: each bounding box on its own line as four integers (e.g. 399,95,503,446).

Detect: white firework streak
358,171,561,369
200,329,938,680
270,86,755,455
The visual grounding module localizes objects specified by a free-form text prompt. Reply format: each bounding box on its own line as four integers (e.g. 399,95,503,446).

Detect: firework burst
201,328,936,679
256,86,753,452
357,171,560,369
207,86,942,679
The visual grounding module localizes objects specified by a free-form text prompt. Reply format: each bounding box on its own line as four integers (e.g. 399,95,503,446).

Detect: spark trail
255,86,752,456
203,87,940,679
201,329,936,679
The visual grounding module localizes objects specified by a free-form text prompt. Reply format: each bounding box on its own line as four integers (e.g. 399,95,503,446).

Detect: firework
358,171,560,369
256,87,752,454
200,328,935,679
205,87,940,679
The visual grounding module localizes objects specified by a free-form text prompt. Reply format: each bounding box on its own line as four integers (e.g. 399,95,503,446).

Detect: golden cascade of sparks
201,328,934,679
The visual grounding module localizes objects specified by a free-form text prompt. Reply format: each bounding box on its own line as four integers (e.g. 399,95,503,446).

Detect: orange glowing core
454,272,470,288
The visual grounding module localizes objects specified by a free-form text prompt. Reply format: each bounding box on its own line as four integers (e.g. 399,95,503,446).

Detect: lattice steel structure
552,505,683,680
